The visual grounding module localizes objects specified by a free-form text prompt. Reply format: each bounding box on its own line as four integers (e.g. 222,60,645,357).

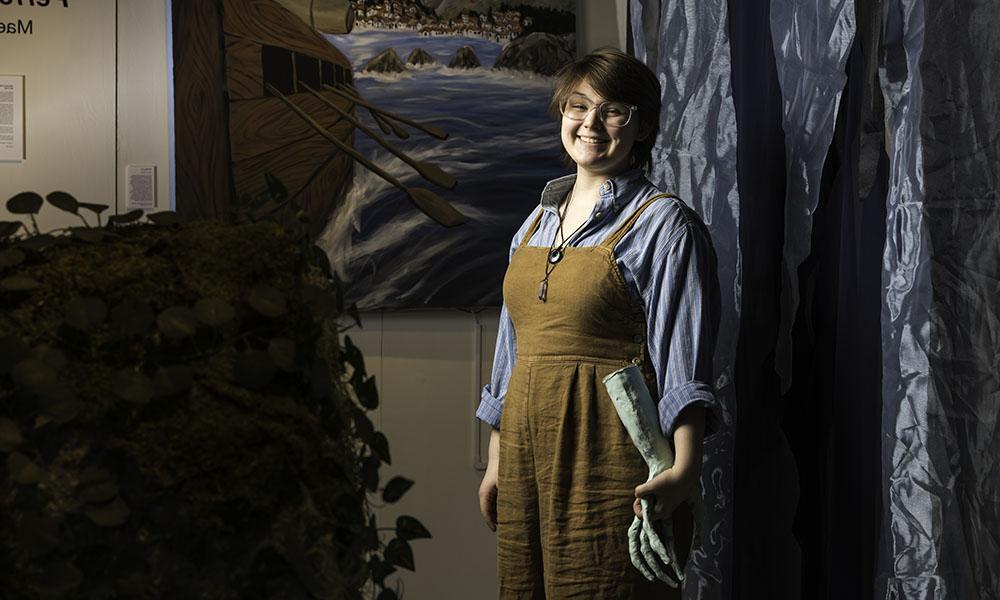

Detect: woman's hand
632,466,698,519
478,429,501,532
632,406,706,520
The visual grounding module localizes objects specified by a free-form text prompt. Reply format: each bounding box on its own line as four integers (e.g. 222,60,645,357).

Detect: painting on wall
172,0,576,310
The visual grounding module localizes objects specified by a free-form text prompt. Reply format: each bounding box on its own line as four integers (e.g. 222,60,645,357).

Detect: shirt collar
539,168,646,215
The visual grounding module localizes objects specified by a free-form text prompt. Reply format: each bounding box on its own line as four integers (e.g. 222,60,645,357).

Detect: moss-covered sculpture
0,190,427,599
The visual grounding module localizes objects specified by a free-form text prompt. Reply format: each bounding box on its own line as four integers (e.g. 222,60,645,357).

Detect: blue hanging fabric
876,0,1000,597
630,0,740,597
769,0,856,391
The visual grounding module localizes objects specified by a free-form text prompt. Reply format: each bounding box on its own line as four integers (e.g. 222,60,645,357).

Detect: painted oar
326,83,449,141
265,83,467,228
330,84,409,139
370,108,395,135
376,111,410,140
300,81,456,190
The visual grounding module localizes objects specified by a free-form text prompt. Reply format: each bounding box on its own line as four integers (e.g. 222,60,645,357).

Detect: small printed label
126,165,157,211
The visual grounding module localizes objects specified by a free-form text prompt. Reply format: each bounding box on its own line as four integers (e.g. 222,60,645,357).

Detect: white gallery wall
0,0,171,231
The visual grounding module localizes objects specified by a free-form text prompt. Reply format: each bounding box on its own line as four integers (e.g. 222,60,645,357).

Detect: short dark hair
549,47,662,173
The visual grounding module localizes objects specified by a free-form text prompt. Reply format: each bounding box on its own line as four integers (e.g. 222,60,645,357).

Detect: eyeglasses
560,100,637,127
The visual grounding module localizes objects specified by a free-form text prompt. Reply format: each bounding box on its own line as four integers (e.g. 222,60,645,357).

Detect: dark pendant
538,279,548,302
548,248,563,264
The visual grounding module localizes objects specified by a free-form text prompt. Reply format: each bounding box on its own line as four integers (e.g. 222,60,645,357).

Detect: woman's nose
583,107,604,128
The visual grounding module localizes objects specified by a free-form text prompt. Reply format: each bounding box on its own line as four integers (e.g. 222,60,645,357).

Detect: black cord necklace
538,193,588,302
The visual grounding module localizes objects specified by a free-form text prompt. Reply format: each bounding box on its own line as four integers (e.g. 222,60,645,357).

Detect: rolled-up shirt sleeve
476,205,542,430
477,303,515,429
631,215,722,439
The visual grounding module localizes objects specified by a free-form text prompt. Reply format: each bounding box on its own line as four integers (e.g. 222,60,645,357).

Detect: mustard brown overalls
497,194,694,599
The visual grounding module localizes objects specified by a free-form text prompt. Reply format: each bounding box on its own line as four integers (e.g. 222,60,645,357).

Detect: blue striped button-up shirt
476,168,722,438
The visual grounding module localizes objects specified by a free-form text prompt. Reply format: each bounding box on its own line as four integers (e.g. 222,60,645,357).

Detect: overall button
631,357,642,365
601,182,612,194
594,211,602,219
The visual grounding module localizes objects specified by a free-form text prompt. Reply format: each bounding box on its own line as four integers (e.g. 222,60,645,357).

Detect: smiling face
559,80,644,179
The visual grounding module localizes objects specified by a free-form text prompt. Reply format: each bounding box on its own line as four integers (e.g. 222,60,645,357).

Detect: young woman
476,48,721,599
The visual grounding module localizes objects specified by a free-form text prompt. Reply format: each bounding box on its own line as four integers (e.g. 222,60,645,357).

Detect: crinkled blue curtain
631,0,1000,598
877,0,1000,598
629,1,740,598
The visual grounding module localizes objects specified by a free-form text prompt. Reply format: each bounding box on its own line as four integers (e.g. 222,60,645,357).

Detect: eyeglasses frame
559,100,639,128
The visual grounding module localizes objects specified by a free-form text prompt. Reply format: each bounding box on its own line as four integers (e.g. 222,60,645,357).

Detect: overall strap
517,207,546,250
599,193,679,249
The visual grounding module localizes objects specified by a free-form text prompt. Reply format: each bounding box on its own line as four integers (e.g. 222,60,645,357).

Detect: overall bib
497,194,694,599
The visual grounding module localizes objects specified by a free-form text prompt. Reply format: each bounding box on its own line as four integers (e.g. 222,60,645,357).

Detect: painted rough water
318,29,569,309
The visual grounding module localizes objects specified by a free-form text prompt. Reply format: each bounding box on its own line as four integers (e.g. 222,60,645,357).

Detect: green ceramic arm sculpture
603,364,700,586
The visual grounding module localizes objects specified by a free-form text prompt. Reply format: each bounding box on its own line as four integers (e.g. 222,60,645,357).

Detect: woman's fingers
478,473,498,532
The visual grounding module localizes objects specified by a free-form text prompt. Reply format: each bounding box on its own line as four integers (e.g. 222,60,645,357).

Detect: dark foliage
0,188,429,599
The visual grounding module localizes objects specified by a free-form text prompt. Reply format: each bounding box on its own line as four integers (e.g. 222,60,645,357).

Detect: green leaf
0,418,24,452
311,245,332,274
347,302,362,328
111,299,154,337
37,381,81,423
46,400,82,424
65,296,108,332
79,465,116,485
233,350,275,390
8,452,45,485
146,211,182,225
0,221,23,239
356,374,379,410
376,589,399,600
247,286,287,318
268,337,296,371
362,455,380,492
384,537,415,571
112,369,155,404
45,191,79,215
15,234,56,250
85,496,130,527
79,480,119,504
302,283,338,320
0,335,29,375
29,344,67,369
343,335,366,378
6,192,43,214
108,209,144,226
69,228,110,243
264,172,288,201
382,477,414,504
1,275,40,292
0,248,25,268
11,359,57,389
153,364,194,397
371,431,391,465
396,515,432,541
78,202,109,216
157,306,198,339
309,357,333,400
194,297,236,327
353,411,374,440
369,556,397,586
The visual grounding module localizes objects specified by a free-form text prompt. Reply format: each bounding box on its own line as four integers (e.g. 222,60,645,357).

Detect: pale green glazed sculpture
602,365,703,586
